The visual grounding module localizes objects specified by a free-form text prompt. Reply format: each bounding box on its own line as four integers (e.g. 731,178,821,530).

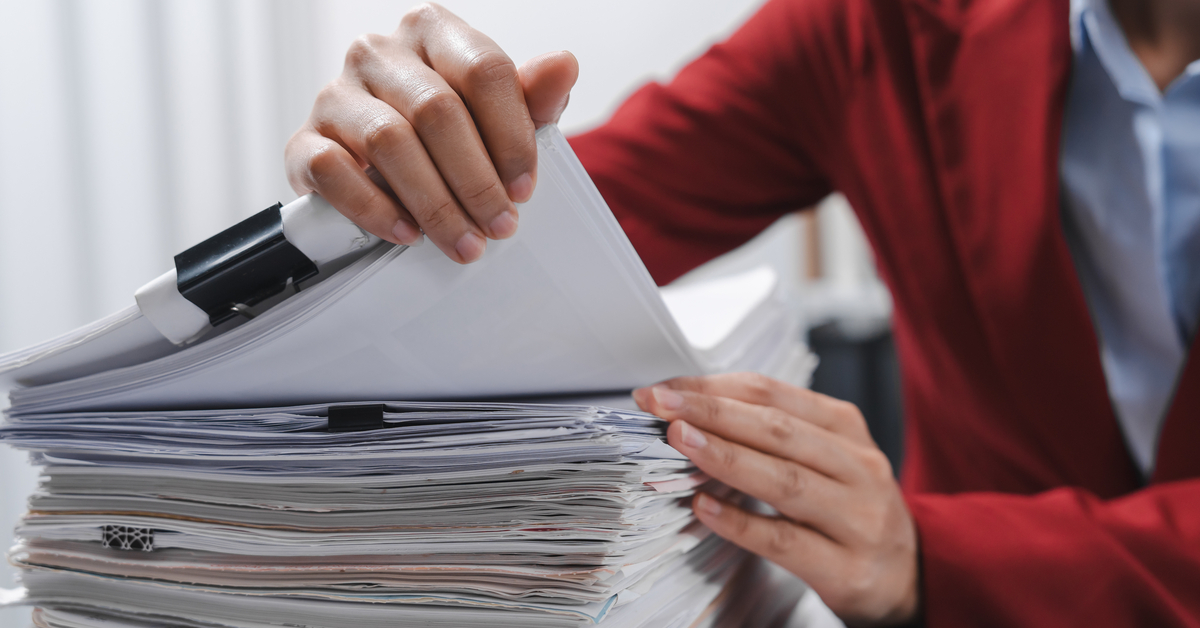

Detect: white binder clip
135,194,381,345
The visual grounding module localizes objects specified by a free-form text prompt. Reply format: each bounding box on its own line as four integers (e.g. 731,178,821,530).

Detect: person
283,0,1200,624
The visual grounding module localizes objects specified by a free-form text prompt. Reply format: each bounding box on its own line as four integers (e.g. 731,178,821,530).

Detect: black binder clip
175,203,319,327
328,404,387,432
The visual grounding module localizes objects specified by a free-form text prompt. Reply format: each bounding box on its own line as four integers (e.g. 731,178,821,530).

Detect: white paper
4,127,716,414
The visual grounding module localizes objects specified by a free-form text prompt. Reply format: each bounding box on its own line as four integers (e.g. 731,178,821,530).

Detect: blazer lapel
902,0,1142,495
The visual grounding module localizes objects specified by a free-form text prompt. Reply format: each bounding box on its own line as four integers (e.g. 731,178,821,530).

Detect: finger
346,33,518,245
309,83,487,263
641,387,861,482
285,128,421,246
519,50,579,127
418,17,540,203
647,373,874,446
669,421,853,533
692,493,845,583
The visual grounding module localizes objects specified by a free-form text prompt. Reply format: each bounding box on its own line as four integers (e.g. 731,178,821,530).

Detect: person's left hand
633,373,919,626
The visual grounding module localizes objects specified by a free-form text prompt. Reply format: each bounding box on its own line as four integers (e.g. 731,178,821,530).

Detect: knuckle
400,3,443,30
668,376,703,394
715,442,739,470
493,133,538,172
344,34,384,69
696,395,721,424
732,511,753,537
859,448,894,479
413,198,458,232
766,411,799,443
313,83,343,112
850,412,871,434
724,371,776,406
362,117,410,160
828,396,870,431
305,146,343,188
458,176,505,209
766,522,799,556
464,49,519,87
831,398,861,420
744,372,777,402
778,464,807,500
410,89,463,134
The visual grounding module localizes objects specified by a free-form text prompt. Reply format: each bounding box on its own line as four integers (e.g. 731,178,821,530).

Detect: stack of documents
1,126,813,627
5,402,804,627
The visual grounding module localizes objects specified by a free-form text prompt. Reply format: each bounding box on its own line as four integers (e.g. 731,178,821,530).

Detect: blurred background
0,0,896,622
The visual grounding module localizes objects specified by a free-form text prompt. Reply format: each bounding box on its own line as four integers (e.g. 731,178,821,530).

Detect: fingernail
508,172,534,203
392,220,422,245
696,493,722,517
652,386,684,410
489,210,518,239
455,232,486,263
678,421,708,449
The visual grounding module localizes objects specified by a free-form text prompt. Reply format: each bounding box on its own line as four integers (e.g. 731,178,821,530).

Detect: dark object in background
808,320,905,476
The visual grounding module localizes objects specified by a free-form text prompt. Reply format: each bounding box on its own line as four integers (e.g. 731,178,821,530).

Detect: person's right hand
285,3,579,264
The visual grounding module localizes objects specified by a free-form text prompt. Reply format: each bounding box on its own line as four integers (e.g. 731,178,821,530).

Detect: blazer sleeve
908,480,1200,627
568,0,854,285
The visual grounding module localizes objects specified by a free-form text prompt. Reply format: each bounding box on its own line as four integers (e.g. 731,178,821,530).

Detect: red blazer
570,0,1200,624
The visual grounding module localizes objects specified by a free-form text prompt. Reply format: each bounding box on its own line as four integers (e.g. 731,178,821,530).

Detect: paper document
4,402,804,627
0,126,810,414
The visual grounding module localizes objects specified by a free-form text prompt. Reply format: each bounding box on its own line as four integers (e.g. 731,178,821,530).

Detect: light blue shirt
1061,0,1200,477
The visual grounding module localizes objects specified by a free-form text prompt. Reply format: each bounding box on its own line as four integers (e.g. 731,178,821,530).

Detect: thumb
519,51,579,128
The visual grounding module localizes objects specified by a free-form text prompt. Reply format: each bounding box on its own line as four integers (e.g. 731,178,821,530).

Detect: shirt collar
1071,0,1163,106
1072,0,1200,103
